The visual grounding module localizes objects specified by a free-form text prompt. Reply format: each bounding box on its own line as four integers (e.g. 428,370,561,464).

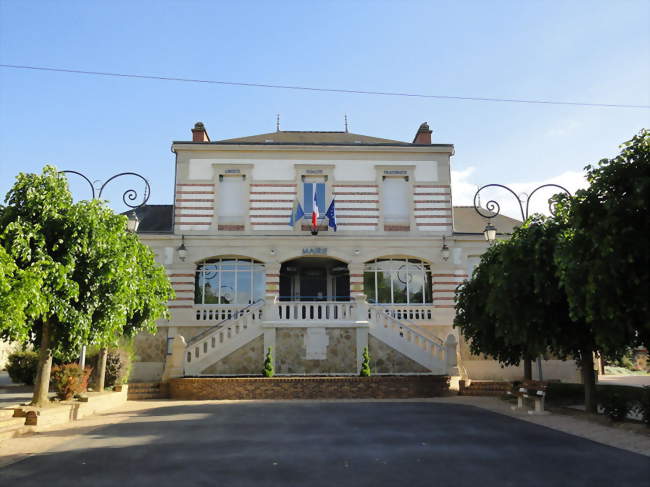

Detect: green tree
0,166,173,406
554,130,650,352
455,217,598,410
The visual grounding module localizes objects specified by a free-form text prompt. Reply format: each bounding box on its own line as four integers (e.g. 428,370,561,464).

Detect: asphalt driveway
0,401,647,486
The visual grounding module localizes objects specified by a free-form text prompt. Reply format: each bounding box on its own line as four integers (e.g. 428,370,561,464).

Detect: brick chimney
191,122,210,142
412,122,432,144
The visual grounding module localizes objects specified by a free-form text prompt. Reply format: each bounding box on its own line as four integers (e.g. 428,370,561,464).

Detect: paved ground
1,401,648,487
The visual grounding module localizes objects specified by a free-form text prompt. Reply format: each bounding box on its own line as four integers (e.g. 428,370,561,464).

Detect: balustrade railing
369,308,444,362
275,301,355,322
368,304,436,322
195,304,264,322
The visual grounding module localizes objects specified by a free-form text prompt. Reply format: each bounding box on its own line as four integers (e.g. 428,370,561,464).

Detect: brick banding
169,376,450,400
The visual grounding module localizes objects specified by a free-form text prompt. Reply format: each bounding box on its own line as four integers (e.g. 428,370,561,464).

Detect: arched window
363,258,432,304
194,258,265,305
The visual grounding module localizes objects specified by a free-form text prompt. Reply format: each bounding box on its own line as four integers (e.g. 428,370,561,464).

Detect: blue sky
1,0,648,217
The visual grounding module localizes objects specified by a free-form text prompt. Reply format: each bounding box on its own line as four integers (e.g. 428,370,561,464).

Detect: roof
452,206,521,235
174,130,453,148
216,131,409,145
128,204,521,236
122,205,174,233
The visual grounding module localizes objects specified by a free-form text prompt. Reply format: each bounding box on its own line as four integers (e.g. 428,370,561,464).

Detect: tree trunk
523,357,532,381
96,347,108,392
31,320,53,407
581,344,597,414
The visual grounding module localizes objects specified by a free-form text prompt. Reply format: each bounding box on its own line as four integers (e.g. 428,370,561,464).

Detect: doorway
279,258,350,301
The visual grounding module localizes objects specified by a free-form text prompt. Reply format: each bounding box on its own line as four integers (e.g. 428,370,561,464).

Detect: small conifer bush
360,347,371,377
262,347,274,377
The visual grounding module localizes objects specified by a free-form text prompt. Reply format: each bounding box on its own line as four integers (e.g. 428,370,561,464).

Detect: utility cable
1,63,648,109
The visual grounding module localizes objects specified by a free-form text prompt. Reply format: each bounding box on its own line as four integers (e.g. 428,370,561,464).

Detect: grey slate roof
452,206,521,235
122,205,174,233
216,131,410,145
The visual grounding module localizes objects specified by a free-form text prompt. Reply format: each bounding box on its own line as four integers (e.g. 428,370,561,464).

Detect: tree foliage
554,129,650,351
454,217,590,365
0,166,173,404
454,130,649,412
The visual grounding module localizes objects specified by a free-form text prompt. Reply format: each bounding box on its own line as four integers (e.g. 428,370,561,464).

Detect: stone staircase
458,380,512,396
368,308,450,374
184,303,264,376
0,407,32,441
127,382,169,400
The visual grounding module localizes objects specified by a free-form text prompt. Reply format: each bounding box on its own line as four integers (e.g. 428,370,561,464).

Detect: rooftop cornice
171,141,454,154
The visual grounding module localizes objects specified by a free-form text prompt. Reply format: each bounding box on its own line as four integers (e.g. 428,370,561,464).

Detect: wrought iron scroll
473,183,571,221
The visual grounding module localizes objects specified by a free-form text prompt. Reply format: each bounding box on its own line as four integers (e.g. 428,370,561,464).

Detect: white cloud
451,166,588,220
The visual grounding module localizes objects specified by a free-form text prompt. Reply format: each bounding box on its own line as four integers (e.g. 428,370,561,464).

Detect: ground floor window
364,258,432,304
195,257,265,305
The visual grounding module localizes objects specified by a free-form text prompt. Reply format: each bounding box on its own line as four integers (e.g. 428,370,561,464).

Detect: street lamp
60,169,151,369
473,183,571,242
126,211,140,233
483,221,497,243
472,182,572,381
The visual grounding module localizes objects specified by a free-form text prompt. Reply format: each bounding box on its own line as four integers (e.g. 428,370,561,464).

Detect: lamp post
60,170,151,371
472,183,572,381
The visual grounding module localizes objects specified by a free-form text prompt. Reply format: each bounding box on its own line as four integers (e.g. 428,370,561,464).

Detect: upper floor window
218,175,246,224
382,176,410,223
363,258,432,304
195,257,264,305
303,181,326,214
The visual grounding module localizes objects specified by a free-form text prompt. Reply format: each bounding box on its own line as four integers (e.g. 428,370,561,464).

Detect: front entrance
279,258,350,301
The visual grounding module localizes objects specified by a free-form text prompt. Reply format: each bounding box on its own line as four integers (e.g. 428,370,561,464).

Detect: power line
1,63,648,109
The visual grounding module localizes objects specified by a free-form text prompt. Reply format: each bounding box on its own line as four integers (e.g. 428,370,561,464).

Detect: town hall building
130,121,580,384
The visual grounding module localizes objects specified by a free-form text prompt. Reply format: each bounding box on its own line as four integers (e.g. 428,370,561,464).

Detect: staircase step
127,393,167,400
127,382,168,400
460,380,512,396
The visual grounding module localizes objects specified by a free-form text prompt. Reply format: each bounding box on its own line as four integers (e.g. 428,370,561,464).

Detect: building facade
131,122,580,383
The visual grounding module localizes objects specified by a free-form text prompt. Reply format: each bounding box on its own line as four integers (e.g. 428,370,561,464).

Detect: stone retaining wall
169,375,449,400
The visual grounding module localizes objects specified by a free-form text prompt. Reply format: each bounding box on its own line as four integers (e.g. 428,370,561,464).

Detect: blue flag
325,199,337,231
289,200,305,226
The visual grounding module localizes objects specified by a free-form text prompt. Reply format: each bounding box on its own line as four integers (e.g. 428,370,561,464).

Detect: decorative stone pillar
444,333,459,376
161,335,187,382
349,263,365,296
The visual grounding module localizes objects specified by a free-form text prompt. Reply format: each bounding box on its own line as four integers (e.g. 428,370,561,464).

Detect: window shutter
383,177,409,222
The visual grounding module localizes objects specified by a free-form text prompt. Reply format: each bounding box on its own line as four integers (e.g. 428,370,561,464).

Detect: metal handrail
188,299,265,345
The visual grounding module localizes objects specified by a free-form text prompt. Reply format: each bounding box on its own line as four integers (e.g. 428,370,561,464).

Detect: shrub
636,386,650,428
262,347,274,377
360,347,371,377
50,364,92,400
599,389,630,422
87,347,133,388
6,351,39,385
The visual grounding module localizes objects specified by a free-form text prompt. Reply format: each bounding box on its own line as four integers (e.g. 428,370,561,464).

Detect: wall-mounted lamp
270,248,276,255
441,235,450,261
353,249,360,255
177,235,188,262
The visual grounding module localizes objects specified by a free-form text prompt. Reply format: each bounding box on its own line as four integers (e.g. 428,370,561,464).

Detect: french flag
311,186,319,227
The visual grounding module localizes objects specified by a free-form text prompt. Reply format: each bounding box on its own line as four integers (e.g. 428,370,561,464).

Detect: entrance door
300,267,327,301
